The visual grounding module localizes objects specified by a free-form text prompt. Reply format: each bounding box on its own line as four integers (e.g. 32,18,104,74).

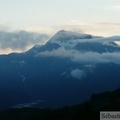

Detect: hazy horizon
0,0,120,54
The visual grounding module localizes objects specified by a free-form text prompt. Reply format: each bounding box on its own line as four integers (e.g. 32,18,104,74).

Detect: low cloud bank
37,47,120,65
0,30,49,53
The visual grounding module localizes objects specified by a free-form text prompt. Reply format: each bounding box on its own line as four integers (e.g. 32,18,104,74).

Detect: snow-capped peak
47,30,92,48
49,30,92,43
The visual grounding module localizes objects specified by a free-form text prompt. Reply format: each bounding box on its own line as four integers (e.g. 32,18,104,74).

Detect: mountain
1,87,120,120
47,30,92,48
0,30,120,110
49,30,92,42
74,41,120,53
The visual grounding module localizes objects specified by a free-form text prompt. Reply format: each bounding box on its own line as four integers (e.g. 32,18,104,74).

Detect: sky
0,0,120,35
0,0,120,54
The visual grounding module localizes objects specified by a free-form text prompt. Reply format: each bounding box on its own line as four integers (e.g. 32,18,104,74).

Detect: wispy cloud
55,21,120,36
36,47,120,65
100,5,120,10
0,30,49,54
36,47,78,58
71,69,86,80
0,21,120,54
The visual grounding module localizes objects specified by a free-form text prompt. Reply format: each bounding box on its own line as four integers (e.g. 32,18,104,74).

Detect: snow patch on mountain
114,41,120,46
12,100,44,108
28,30,120,54
47,30,92,48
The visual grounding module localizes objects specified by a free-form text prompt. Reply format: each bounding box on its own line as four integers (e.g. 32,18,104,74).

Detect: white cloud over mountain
57,22,120,37
37,47,120,65
71,69,86,80
36,30,120,65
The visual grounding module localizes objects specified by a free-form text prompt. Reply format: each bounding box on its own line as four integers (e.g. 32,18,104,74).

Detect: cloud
71,51,120,65
55,21,120,37
1,22,120,54
36,47,78,58
71,69,86,80
36,47,120,65
73,52,120,65
25,22,120,37
0,24,10,31
84,64,95,73
0,30,49,54
100,6,120,10
72,52,119,64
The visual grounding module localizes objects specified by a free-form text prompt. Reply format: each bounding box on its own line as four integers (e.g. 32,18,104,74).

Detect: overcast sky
0,0,120,36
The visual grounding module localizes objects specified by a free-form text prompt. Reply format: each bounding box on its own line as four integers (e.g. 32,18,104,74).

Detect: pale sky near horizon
0,0,120,36
0,0,120,54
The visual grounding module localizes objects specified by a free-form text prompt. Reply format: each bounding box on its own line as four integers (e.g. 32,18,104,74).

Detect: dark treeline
0,87,120,120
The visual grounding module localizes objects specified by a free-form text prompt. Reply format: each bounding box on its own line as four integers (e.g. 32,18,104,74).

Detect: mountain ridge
1,87,120,120
46,30,92,48
0,30,120,110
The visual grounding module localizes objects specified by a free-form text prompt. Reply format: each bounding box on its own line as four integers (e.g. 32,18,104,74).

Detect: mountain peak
47,30,92,45
58,29,66,33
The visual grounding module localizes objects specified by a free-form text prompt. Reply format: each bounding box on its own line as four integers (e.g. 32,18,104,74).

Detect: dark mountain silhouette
74,41,120,53
0,30,120,110
0,87,120,120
